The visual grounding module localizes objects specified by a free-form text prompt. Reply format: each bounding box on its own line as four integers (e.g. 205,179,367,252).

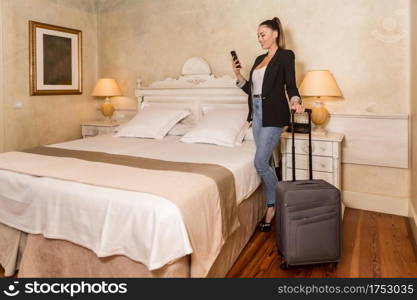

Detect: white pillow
244,126,254,141
141,101,196,125
115,107,190,139
202,104,248,115
235,121,250,146
180,109,248,147
167,123,194,136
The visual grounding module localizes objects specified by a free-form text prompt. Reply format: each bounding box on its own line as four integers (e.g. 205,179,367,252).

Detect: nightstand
81,120,122,138
280,131,345,215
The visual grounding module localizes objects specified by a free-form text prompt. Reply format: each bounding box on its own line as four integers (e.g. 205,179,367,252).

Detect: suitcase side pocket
289,211,340,264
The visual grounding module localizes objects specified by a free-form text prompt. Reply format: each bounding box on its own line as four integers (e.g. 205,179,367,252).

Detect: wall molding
342,190,409,216
326,113,409,169
329,113,409,120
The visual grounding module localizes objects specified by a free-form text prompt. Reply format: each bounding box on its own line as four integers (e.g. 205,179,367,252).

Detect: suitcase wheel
328,262,338,271
280,262,289,270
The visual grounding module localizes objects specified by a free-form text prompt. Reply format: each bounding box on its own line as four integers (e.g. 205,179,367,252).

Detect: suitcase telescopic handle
290,108,313,181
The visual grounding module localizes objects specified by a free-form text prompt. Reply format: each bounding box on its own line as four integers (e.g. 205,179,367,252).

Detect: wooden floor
1,208,417,278
226,208,417,278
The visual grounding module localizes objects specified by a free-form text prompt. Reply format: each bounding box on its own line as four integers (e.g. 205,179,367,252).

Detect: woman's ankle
265,206,276,223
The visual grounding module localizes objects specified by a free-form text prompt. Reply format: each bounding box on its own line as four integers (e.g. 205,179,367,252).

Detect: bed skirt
0,223,27,277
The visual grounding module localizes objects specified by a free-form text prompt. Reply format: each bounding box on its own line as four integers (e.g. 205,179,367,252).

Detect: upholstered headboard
134,57,248,126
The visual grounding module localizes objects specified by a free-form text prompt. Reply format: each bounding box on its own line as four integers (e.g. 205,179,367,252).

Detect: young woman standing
232,17,304,231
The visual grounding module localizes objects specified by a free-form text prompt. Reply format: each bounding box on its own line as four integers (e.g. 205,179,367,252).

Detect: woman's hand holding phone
231,50,242,77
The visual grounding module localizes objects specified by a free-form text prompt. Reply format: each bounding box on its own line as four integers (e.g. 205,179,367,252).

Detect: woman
232,17,304,232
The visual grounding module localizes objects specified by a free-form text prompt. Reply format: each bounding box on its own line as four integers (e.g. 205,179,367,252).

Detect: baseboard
342,190,409,216
409,201,417,250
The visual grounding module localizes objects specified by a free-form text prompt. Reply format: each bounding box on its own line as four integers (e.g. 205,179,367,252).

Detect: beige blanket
0,147,240,277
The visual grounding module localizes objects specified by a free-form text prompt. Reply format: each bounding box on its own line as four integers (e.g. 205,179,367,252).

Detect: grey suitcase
276,109,342,269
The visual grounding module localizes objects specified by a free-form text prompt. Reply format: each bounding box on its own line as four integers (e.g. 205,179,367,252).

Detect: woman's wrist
290,96,302,105
235,74,245,82
236,78,246,88
235,75,247,88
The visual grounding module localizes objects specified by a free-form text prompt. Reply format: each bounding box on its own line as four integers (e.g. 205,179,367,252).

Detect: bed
0,57,266,277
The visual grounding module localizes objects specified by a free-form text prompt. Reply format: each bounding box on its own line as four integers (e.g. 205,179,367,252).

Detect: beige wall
0,1,4,152
1,0,99,151
410,0,417,222
97,0,412,214
344,164,410,200
97,0,410,114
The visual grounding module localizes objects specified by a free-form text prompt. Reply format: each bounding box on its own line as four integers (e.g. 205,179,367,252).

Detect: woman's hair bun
259,17,285,48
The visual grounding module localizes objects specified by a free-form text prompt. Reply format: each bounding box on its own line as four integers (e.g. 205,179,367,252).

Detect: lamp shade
299,70,342,98
91,78,122,97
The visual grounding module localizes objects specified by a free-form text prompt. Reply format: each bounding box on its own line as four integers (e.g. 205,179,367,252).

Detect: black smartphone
230,50,241,68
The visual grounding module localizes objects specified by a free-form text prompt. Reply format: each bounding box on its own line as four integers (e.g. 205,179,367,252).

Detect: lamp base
311,100,329,136
101,97,115,121
312,124,327,136
103,116,114,123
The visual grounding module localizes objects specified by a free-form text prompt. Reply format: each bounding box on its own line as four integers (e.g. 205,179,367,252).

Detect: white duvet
0,135,260,270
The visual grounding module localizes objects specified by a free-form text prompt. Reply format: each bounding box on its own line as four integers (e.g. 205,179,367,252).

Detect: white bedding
0,135,260,270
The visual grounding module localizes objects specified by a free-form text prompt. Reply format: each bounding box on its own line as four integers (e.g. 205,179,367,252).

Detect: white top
252,66,266,95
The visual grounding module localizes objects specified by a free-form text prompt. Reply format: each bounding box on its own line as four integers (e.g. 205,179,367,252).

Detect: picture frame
29,21,82,95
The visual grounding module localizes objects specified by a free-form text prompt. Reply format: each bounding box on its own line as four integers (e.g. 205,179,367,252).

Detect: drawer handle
301,143,315,153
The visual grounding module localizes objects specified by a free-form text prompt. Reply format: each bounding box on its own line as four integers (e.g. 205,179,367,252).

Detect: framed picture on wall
29,21,82,95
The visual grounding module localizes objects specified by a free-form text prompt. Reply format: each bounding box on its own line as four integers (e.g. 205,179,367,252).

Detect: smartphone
230,50,241,68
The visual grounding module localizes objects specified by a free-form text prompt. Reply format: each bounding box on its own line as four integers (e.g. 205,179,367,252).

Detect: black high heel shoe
258,220,272,232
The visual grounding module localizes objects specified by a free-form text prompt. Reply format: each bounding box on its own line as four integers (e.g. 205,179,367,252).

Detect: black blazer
240,48,301,127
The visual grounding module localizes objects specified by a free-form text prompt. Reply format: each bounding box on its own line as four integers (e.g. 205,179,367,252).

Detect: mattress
0,134,260,272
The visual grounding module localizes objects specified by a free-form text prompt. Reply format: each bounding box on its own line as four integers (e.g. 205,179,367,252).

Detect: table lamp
91,78,122,121
299,70,342,136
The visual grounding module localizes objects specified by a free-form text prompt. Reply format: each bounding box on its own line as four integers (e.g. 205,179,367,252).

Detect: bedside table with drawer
280,131,345,214
280,131,344,187
81,120,122,138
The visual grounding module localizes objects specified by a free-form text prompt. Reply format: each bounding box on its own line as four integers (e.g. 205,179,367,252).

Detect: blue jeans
252,95,283,207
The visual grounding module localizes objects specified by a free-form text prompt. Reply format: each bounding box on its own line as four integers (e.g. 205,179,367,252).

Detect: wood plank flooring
1,208,416,278
226,208,417,277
